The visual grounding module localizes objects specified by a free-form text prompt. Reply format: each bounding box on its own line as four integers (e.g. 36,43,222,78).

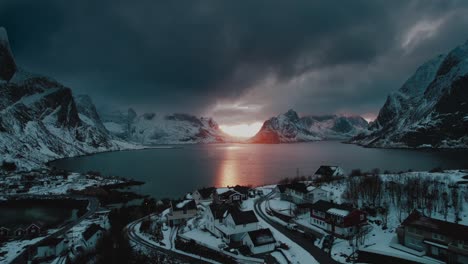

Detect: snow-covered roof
326,208,349,217
216,187,230,195
176,200,192,209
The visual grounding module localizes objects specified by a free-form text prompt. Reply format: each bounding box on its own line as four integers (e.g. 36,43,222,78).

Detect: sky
1,0,468,125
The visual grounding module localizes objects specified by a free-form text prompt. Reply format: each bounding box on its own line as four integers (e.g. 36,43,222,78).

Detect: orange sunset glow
219,122,263,138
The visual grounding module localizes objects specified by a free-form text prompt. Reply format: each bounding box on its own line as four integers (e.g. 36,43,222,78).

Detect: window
432,233,445,241
360,214,364,221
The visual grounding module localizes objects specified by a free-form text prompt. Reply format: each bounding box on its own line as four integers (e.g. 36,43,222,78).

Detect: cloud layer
1,0,468,124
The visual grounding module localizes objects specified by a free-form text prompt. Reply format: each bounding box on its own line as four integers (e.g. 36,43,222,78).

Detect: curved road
254,192,339,264
125,215,210,264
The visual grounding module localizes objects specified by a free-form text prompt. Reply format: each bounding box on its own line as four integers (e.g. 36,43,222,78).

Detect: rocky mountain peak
284,109,300,122
0,27,17,81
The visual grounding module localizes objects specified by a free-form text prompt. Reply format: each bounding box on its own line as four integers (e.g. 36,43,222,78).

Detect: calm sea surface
51,141,468,199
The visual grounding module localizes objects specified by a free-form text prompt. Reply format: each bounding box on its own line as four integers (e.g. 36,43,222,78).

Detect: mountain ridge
249,109,368,143
351,40,468,148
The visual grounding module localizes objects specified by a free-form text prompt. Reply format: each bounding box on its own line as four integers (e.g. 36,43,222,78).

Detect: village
0,166,468,264
128,166,468,264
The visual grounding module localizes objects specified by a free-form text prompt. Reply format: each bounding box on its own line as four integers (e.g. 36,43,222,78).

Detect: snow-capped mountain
99,109,230,144
0,27,128,170
351,40,468,148
249,109,368,143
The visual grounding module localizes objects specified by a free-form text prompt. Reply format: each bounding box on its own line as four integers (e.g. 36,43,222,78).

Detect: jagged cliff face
249,109,368,143
0,27,16,82
352,41,468,148
0,27,122,170
100,109,230,144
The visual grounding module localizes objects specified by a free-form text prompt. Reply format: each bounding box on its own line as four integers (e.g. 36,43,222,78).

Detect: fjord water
51,141,468,199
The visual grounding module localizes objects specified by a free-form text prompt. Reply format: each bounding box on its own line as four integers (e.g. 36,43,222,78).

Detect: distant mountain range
351,40,468,148
1,26,466,170
99,109,230,144
249,109,368,143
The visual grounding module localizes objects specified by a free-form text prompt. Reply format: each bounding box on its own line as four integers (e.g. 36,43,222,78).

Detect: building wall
36,246,55,258
242,234,275,255
86,231,103,250
224,214,258,234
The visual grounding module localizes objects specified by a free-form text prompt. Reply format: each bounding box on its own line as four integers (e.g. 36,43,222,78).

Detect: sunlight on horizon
219,122,263,138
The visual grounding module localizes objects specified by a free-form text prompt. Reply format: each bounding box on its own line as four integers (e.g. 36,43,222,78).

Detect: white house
243,228,276,255
35,237,66,259
215,207,259,245
82,224,105,250
204,203,231,236
281,182,329,205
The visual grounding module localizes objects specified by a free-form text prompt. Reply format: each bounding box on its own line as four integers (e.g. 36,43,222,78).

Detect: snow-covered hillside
352,40,468,148
0,27,132,170
249,109,368,143
100,109,231,144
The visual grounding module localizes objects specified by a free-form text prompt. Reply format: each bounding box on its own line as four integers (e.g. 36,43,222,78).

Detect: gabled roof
229,208,258,225
197,187,216,199
402,210,468,240
173,200,197,211
218,189,242,200
286,182,308,194
247,228,276,247
83,224,105,241
315,165,339,176
311,200,353,213
232,185,250,195
276,184,290,193
208,203,232,220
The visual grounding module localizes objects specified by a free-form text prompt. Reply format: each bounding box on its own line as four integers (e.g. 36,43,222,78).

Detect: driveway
253,192,340,264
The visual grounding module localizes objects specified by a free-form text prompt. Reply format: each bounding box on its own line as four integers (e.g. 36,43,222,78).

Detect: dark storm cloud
1,0,468,122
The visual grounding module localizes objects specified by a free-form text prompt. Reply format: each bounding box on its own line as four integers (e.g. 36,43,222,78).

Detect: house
0,227,9,238
310,200,367,238
14,226,27,237
35,237,66,259
243,228,276,255
26,223,42,237
82,224,105,250
281,182,329,205
275,184,290,200
204,203,232,236
396,210,468,264
314,165,345,179
213,188,245,205
167,200,198,226
215,207,259,246
192,187,216,204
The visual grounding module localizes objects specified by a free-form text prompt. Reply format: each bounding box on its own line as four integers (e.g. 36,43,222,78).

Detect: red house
310,200,367,238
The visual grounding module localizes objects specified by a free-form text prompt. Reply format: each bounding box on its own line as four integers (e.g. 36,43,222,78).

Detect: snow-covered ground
257,170,468,263
0,228,59,263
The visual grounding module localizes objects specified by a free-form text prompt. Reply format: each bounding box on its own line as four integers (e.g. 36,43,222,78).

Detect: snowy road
254,192,340,264
125,215,212,263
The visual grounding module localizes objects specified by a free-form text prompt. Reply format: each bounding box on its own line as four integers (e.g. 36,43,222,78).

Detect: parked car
218,243,227,249
286,223,298,231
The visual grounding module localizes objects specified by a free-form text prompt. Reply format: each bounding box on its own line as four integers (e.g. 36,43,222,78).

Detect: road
125,215,211,264
10,195,99,264
254,192,340,264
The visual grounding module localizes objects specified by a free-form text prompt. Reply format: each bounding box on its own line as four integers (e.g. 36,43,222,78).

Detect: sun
220,122,263,138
